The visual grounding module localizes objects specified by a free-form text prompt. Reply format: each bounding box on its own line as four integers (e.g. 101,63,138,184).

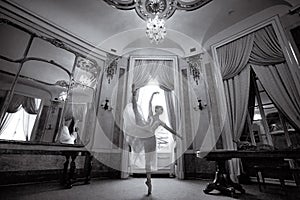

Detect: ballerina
126,84,182,195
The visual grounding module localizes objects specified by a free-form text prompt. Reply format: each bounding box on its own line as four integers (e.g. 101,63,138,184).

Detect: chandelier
146,15,166,44
104,0,213,44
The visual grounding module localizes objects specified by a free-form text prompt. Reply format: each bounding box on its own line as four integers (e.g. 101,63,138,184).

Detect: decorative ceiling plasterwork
103,0,213,20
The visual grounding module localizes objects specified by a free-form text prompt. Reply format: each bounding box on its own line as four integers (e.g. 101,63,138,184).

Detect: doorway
129,83,176,176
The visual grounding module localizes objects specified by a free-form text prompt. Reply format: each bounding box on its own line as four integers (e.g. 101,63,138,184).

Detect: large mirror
0,19,101,146
56,56,99,145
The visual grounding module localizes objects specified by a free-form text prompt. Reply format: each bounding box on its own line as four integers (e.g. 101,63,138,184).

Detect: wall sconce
101,98,113,111
194,98,207,111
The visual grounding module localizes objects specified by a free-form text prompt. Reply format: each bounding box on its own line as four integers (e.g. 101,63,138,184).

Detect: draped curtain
6,94,24,113
132,59,176,127
249,26,300,130
223,68,251,142
216,24,300,181
0,94,39,134
252,64,300,129
217,34,254,181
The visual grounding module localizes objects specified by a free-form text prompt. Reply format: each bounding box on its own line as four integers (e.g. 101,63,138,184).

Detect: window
0,97,41,141
244,70,299,149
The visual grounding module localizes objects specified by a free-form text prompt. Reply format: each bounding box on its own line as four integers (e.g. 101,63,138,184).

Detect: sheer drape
133,60,157,89
0,113,12,134
133,60,174,89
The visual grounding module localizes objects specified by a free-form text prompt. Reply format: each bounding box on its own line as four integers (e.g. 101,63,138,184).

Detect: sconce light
58,91,67,101
101,98,113,111
194,98,207,111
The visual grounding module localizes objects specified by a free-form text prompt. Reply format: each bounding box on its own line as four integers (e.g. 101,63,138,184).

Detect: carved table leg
66,154,77,189
62,155,70,185
84,153,93,184
203,160,245,197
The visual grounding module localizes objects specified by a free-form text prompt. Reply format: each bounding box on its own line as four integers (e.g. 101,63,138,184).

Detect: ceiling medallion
103,0,213,44
145,0,167,14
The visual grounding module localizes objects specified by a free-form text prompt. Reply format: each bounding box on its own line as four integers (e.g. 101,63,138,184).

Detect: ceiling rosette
103,0,212,20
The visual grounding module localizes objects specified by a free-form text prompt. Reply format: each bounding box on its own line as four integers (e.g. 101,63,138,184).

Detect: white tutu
123,103,157,172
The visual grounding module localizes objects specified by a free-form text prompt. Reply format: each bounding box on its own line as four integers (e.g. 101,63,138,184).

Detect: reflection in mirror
56,56,100,145
0,94,41,141
0,19,102,146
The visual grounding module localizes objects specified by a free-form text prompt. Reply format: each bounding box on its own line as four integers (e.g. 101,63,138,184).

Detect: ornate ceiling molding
103,0,212,20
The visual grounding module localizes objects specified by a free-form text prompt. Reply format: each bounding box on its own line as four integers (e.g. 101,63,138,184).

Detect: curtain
6,94,24,113
223,67,251,141
217,33,254,79
133,60,174,90
223,68,250,181
216,32,254,182
249,25,285,65
0,94,39,136
127,59,176,171
216,24,300,181
216,25,285,181
133,60,158,89
0,113,12,135
249,25,300,130
22,97,38,114
164,90,176,135
156,61,174,90
252,63,300,129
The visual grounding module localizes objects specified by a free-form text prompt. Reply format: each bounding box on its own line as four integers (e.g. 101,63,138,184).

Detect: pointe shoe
145,180,152,195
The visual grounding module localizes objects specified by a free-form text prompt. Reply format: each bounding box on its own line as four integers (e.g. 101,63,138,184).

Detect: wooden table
0,142,93,188
196,150,300,197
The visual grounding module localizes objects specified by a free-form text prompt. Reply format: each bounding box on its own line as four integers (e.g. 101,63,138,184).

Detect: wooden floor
0,178,299,200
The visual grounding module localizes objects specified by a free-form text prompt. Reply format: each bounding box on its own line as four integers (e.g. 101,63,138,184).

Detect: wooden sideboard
197,150,300,197
0,142,93,188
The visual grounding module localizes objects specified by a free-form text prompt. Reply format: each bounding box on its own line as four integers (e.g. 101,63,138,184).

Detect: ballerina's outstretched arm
147,91,159,120
161,121,183,140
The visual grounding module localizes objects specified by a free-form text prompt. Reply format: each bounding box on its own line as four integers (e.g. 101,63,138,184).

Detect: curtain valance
6,94,38,114
133,59,174,91
217,25,285,80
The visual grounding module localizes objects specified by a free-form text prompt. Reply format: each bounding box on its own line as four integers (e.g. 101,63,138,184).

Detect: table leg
62,155,70,185
84,153,93,184
66,154,77,189
203,160,245,197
